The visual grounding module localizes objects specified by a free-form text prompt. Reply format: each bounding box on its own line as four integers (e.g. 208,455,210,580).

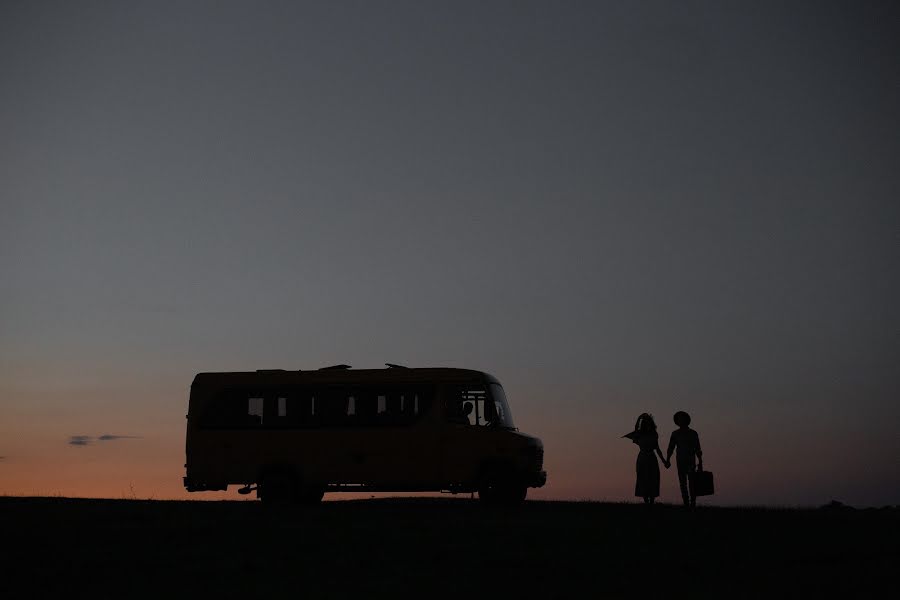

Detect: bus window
382,393,401,423
283,392,316,426
201,386,433,429
357,393,377,423
400,393,416,417
317,390,345,426
201,389,248,428
367,389,422,425
248,397,264,425
451,389,492,426
447,389,479,425
488,383,515,429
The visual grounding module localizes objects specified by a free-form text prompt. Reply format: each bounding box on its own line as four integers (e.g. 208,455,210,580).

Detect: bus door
440,386,495,488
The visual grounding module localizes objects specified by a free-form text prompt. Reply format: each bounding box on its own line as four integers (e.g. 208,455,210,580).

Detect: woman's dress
634,432,660,498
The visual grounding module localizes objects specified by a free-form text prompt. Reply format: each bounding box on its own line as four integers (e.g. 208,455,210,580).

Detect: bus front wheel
297,486,324,506
478,473,527,507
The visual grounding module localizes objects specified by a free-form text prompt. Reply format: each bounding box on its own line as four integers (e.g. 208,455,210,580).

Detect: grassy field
2,496,897,598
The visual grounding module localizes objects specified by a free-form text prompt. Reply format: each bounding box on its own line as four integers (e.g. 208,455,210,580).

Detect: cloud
69,434,141,446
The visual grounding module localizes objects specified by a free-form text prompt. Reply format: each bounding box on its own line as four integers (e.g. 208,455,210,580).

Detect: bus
183,365,546,505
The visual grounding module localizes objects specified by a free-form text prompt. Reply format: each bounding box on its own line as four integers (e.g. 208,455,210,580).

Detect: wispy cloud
69,434,141,446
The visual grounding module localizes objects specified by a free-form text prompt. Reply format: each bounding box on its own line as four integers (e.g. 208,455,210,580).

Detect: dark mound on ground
1,497,897,598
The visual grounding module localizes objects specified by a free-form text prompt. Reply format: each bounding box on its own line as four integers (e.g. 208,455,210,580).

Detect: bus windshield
489,383,515,429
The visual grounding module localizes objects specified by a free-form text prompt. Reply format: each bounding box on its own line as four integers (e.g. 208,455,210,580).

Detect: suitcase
690,469,715,496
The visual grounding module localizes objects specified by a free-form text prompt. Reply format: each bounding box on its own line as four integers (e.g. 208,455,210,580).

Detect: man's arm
694,430,702,458
666,431,676,461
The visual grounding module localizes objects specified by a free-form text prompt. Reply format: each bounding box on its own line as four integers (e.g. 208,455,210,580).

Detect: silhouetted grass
1,497,896,598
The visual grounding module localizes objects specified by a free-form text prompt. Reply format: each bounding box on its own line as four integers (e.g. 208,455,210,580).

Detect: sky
1,1,898,506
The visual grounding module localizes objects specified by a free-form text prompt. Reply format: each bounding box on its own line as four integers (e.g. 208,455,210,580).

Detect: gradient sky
2,1,898,506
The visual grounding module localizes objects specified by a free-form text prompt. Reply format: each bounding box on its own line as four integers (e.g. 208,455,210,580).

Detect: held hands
664,459,671,469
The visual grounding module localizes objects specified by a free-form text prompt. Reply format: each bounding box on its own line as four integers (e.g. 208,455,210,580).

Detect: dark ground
2,497,897,598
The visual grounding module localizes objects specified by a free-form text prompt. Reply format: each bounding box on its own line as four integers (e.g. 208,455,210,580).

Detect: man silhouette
448,400,473,425
666,411,702,507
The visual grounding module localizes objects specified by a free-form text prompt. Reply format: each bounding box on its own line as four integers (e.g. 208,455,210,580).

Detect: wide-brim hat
674,411,691,426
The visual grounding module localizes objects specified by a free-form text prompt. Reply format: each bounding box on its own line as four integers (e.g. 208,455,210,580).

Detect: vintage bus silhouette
184,365,546,504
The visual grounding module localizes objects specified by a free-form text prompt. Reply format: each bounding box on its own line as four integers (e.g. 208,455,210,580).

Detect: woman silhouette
625,413,669,504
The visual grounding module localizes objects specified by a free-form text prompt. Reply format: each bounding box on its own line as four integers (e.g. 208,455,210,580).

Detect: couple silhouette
625,411,703,506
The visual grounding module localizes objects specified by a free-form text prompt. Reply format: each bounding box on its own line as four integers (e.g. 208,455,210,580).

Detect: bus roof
191,367,501,387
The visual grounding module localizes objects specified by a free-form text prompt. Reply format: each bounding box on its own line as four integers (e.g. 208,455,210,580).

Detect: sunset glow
2,2,897,508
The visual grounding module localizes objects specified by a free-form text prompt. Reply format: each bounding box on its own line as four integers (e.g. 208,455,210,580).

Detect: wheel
478,484,498,505
501,484,527,505
478,470,527,507
258,472,298,505
296,486,325,506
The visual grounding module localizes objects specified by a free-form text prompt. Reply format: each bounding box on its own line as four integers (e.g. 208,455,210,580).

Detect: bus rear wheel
258,472,298,505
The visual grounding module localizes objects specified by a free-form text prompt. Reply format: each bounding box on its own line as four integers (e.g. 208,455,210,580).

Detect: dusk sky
2,1,898,506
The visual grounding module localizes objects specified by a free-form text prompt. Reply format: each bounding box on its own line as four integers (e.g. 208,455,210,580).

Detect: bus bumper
183,476,227,492
529,470,547,488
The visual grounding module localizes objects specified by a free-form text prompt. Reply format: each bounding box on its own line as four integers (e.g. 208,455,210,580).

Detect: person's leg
687,462,697,507
677,468,690,506
689,469,697,507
